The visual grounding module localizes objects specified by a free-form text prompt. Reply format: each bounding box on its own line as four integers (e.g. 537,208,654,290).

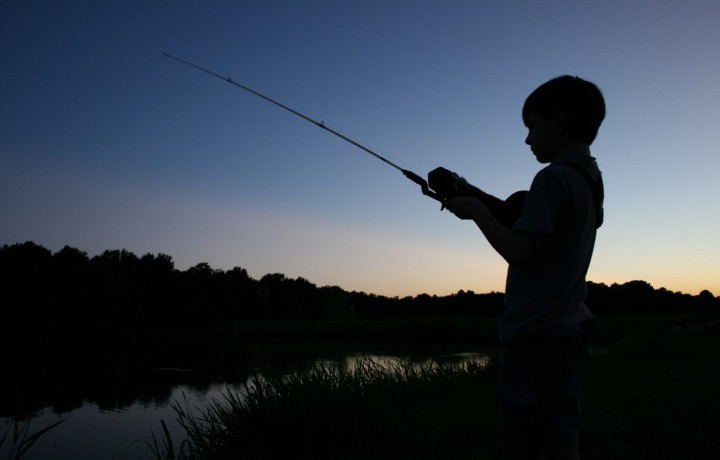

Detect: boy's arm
444,196,539,267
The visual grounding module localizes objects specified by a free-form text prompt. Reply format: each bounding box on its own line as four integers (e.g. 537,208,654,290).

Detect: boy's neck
551,142,591,162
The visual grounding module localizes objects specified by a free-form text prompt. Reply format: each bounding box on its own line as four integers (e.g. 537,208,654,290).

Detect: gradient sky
2,1,718,297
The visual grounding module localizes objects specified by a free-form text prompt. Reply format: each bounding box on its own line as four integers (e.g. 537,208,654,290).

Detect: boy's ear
553,112,569,135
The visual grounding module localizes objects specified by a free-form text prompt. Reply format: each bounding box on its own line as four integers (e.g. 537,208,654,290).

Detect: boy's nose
525,133,531,145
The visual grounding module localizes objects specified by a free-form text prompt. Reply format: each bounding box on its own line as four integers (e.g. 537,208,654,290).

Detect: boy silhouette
445,76,605,460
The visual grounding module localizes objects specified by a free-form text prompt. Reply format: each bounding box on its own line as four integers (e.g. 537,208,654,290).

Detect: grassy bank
157,315,719,459
581,316,720,459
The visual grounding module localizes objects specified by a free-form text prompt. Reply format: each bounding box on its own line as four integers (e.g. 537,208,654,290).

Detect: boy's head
522,76,605,146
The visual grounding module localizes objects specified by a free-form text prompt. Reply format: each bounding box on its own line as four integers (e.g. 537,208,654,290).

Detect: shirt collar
552,145,601,181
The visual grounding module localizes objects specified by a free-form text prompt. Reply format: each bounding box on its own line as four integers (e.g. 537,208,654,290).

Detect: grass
0,418,64,460
151,315,720,459
157,357,499,459
580,318,720,459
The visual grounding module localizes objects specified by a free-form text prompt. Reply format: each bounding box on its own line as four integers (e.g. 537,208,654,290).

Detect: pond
1,350,489,460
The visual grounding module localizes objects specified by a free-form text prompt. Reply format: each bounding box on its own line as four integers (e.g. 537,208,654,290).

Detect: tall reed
152,355,498,459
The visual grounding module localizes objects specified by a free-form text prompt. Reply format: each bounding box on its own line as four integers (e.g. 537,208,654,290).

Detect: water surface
1,351,488,459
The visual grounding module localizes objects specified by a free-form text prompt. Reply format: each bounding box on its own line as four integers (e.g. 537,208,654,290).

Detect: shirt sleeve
513,167,564,235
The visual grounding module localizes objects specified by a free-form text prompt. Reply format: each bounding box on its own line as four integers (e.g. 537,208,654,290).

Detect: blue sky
2,0,718,296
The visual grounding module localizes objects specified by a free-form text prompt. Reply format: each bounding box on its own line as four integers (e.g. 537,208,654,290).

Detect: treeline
1,241,718,345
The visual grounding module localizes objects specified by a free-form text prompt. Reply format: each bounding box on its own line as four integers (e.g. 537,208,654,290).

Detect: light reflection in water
337,352,491,374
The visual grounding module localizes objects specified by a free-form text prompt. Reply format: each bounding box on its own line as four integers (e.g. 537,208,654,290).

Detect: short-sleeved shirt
500,148,601,342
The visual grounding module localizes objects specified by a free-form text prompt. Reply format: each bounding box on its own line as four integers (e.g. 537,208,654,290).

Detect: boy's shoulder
547,157,604,228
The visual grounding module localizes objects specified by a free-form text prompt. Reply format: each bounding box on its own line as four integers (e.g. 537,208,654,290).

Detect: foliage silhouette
2,241,717,340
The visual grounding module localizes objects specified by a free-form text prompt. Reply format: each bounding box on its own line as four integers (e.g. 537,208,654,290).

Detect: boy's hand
444,196,487,220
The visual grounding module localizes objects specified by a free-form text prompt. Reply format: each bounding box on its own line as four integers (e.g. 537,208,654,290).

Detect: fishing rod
163,52,525,226
162,52,441,202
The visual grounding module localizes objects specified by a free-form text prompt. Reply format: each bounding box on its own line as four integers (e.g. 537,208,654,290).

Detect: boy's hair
523,76,606,145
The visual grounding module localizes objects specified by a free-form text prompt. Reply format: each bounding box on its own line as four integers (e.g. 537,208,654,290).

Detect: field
148,314,720,459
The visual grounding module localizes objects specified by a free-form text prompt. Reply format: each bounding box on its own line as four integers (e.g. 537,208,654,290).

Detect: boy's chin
532,150,559,163
533,152,553,164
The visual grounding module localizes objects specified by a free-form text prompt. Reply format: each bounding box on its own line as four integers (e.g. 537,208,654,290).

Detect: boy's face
524,113,567,163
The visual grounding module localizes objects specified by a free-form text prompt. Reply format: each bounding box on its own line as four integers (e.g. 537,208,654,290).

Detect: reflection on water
0,351,488,460
336,352,491,374
0,382,248,460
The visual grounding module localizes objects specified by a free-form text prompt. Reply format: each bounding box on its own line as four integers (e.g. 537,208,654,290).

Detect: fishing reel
401,167,471,204
427,167,472,200
403,166,527,227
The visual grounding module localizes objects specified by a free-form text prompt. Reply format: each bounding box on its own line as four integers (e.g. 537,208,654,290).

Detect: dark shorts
496,321,594,456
